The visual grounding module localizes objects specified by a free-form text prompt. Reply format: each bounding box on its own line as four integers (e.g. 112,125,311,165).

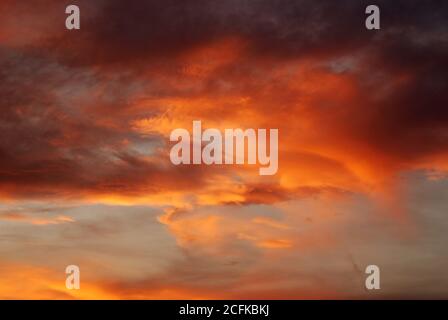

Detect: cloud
0,212,74,225
0,0,447,298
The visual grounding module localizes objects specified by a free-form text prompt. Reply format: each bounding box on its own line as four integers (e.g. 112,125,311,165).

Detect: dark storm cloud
48,0,371,66
43,0,446,64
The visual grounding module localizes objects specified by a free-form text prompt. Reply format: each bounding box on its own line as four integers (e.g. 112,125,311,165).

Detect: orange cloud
0,212,74,225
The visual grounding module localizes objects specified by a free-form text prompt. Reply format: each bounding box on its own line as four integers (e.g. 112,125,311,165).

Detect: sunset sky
0,0,448,299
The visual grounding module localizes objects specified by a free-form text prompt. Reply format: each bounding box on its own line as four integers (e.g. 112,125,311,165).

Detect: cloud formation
0,0,447,298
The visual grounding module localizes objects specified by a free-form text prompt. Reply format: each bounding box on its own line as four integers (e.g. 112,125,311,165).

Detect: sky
0,0,448,299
